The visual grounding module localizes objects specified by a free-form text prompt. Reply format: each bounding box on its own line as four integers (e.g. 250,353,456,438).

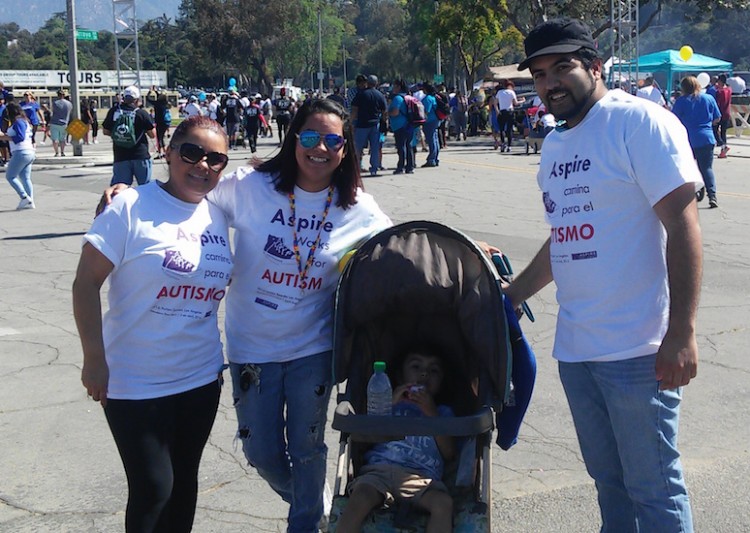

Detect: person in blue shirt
21,92,45,147
672,75,722,208
337,345,455,533
421,84,440,168
388,79,414,175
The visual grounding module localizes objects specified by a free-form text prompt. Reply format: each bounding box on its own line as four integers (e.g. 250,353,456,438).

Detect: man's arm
652,182,702,390
503,238,554,310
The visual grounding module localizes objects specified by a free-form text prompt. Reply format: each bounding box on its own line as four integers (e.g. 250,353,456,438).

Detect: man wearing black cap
351,74,387,176
504,17,702,532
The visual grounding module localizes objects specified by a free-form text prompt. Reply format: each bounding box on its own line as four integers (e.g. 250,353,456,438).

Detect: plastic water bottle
367,361,392,416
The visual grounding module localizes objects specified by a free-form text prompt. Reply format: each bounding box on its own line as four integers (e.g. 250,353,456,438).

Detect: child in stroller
337,345,455,533
526,108,555,155
328,221,536,532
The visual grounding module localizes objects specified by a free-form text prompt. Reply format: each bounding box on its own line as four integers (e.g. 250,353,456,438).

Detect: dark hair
255,98,362,208
718,74,728,84
6,102,26,122
169,115,228,149
574,48,601,70
423,83,435,95
392,79,407,93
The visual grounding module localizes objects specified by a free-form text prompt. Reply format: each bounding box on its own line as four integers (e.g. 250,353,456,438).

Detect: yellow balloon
679,45,693,61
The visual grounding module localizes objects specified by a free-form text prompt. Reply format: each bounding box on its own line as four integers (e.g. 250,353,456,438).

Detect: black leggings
498,110,514,145
104,380,221,533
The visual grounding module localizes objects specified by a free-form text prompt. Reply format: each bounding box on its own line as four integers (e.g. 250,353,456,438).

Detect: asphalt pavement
1,130,749,532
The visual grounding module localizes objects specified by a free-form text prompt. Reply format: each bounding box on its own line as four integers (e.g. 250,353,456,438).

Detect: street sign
433,74,445,84
66,119,89,141
76,30,98,41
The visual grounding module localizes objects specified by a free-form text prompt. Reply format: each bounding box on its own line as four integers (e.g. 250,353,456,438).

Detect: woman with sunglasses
73,115,233,533
217,98,391,532
98,99,391,531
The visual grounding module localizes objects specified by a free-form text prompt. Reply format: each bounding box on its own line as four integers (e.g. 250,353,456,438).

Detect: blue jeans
423,119,440,165
393,126,415,172
230,351,332,533
559,355,693,533
354,125,381,173
6,150,34,199
692,145,716,199
111,158,153,186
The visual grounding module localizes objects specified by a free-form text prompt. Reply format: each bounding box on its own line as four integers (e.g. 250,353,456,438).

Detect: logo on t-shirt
543,192,557,214
264,234,294,260
162,249,197,274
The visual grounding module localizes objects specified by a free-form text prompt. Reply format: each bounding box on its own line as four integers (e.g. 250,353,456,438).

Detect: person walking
74,116,232,533
50,89,72,157
713,74,732,159
389,79,415,175
20,91,45,147
672,75,722,208
351,75,387,176
0,102,36,209
504,18,702,532
89,98,100,144
420,83,440,167
102,86,156,186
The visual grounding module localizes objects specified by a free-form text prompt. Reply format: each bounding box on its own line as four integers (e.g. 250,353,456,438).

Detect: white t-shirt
537,89,702,363
84,181,233,399
207,100,219,120
636,85,666,107
727,76,746,95
496,89,518,111
7,119,34,152
209,168,392,364
540,113,556,128
184,102,203,117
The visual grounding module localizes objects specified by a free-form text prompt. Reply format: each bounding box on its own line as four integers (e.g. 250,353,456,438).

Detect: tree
405,0,522,88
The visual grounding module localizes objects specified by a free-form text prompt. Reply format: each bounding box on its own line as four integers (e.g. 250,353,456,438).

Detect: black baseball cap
518,18,597,71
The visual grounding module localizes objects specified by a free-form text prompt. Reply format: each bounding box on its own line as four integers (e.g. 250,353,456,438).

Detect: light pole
435,1,442,80
66,0,83,156
317,5,324,96
342,43,347,90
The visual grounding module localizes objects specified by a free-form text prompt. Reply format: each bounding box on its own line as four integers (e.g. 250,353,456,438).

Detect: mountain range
2,0,182,33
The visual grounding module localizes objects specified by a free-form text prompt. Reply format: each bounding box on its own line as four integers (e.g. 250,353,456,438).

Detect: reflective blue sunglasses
296,130,346,150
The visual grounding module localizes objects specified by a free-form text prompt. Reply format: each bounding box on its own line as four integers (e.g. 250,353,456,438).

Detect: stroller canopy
333,221,512,413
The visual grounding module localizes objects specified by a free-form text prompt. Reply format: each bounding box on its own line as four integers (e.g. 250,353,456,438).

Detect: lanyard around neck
288,185,335,281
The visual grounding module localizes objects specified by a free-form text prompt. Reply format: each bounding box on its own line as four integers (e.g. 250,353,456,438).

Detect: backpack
163,109,172,124
435,93,450,120
404,95,426,126
111,109,140,148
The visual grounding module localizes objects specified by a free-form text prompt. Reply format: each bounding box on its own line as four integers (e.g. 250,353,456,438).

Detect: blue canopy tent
618,49,733,98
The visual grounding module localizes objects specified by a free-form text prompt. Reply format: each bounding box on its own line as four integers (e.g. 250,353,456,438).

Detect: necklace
288,185,334,282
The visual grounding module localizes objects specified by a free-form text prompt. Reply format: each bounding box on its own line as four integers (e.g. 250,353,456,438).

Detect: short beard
549,70,598,123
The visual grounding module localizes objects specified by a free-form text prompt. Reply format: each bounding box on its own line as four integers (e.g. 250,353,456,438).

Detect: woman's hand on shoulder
96,183,130,216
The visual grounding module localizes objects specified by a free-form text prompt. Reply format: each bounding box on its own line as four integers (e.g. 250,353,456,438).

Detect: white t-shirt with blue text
85,181,233,399
537,89,702,363
209,168,392,364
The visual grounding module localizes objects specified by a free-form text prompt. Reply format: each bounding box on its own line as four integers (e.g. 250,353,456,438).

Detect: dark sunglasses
296,130,346,150
173,142,229,172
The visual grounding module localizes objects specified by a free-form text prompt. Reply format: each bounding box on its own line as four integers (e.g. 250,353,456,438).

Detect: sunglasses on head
173,142,229,172
296,130,346,150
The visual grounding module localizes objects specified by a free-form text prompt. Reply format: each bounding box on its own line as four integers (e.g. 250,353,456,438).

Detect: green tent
618,49,733,97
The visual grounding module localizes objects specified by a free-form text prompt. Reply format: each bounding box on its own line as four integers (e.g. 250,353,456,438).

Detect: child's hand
392,384,412,404
406,385,438,417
